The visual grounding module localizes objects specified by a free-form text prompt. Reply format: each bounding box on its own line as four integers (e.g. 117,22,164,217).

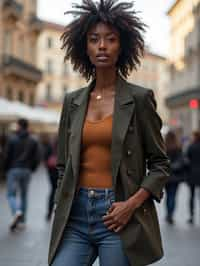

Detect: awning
0,98,60,124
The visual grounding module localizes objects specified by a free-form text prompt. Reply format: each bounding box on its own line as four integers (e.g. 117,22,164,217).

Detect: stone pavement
0,165,199,266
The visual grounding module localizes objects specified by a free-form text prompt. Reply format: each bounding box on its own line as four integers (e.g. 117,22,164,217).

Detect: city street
0,165,199,266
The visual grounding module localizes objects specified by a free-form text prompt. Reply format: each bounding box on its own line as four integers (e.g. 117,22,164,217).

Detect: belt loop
75,186,80,197
105,188,109,199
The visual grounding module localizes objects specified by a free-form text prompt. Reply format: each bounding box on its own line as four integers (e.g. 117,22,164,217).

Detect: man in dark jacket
5,118,39,231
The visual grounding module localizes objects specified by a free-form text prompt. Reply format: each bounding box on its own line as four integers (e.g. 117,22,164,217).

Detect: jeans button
89,190,95,198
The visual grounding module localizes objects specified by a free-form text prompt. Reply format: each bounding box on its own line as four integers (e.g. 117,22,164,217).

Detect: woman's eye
107,37,117,42
90,37,98,43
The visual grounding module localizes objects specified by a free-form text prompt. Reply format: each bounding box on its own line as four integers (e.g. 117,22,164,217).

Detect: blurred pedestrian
164,131,185,225
0,133,7,180
4,118,40,231
185,131,200,224
43,135,58,221
48,1,170,266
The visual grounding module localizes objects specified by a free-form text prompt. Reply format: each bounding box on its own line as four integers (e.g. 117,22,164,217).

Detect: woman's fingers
103,213,126,232
114,225,123,232
103,218,115,226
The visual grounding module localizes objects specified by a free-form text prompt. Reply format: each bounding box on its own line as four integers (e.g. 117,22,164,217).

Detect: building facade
36,21,86,111
129,51,170,124
166,0,200,136
0,0,43,106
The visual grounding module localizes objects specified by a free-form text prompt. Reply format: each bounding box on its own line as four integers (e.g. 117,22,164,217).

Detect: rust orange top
78,114,113,188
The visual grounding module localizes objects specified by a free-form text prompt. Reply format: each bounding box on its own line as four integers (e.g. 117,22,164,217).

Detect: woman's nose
99,39,106,49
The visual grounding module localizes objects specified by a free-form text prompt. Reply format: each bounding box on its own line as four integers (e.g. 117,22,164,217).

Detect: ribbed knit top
78,115,113,188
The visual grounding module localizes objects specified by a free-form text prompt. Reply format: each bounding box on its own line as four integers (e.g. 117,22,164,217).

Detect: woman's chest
85,95,115,121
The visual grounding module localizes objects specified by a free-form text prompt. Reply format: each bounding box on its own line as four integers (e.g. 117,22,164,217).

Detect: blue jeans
165,182,179,218
6,168,31,222
52,188,130,266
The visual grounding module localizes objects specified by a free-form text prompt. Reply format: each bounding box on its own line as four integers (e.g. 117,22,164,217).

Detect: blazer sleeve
140,90,170,202
54,94,70,205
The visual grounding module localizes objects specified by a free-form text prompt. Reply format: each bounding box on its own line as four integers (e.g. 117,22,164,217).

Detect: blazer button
127,169,133,176
128,125,134,132
143,208,147,214
127,150,132,156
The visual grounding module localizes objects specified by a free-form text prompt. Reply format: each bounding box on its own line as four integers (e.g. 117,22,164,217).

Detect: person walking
48,1,170,266
186,131,200,224
4,118,40,231
164,131,185,225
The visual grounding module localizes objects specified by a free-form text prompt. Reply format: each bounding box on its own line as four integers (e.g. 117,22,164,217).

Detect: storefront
166,88,200,139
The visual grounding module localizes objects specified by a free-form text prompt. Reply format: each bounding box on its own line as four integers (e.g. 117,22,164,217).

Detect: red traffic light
189,99,199,109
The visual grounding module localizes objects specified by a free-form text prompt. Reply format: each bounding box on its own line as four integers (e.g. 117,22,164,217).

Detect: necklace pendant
96,95,102,100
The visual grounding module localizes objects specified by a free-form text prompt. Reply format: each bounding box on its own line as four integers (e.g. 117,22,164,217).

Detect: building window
18,35,25,59
47,37,53,49
63,63,68,75
30,40,35,63
6,87,13,100
30,0,36,14
18,90,24,103
3,30,12,54
46,59,53,74
29,93,34,106
63,85,68,96
46,83,52,101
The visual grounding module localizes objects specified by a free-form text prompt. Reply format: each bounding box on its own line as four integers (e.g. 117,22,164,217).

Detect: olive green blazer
48,76,170,266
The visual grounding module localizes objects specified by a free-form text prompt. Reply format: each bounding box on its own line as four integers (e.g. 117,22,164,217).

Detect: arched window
47,37,53,49
18,90,24,103
46,83,52,101
29,93,34,106
3,30,12,55
46,59,53,74
5,87,13,100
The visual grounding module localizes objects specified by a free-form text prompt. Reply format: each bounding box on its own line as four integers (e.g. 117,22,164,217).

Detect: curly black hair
61,0,146,81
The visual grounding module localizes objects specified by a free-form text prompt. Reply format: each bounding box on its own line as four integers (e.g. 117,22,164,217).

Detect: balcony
1,55,42,83
29,15,44,34
2,0,23,21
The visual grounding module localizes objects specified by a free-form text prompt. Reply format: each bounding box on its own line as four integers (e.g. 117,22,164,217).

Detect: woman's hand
103,188,151,233
103,200,137,233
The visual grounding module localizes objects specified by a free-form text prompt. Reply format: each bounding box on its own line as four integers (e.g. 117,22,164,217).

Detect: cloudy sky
37,0,175,56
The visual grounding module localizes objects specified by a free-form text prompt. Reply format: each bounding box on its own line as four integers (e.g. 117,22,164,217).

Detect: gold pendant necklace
96,95,102,100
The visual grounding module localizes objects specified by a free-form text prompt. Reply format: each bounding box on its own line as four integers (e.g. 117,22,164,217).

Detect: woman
48,1,169,266
164,131,184,225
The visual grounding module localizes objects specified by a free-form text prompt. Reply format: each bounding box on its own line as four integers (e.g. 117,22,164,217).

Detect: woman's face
87,22,121,69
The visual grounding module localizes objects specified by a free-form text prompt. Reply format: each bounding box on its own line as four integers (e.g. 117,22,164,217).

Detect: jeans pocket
105,195,115,212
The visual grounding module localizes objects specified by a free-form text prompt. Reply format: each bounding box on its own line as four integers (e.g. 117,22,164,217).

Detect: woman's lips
96,55,109,60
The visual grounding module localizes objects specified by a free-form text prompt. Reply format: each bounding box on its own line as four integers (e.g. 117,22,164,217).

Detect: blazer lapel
69,82,94,181
111,77,135,188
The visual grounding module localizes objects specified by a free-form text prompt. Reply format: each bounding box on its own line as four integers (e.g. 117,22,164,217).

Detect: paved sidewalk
0,165,199,266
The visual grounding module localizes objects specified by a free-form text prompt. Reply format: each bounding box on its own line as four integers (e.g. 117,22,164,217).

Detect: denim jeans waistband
76,187,114,199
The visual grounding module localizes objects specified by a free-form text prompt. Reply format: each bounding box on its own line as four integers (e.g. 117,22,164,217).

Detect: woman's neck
95,68,117,92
